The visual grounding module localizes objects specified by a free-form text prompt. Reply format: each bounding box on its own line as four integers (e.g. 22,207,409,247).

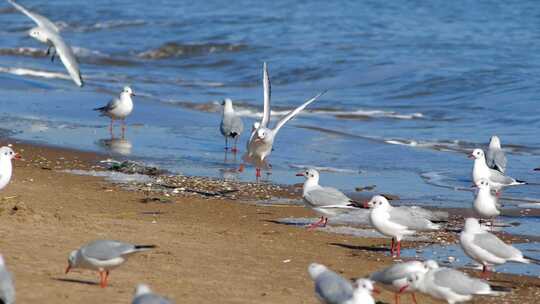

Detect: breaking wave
138,42,248,59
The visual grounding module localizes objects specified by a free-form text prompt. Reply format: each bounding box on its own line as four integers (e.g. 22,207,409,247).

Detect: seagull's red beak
14,153,21,160
362,201,371,209
65,264,71,274
295,172,304,177
372,286,381,294
468,153,475,159
399,284,409,293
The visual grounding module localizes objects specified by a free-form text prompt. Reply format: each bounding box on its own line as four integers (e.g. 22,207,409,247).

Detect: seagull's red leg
238,164,245,172
232,138,238,153
391,238,395,256
98,270,105,288
109,118,114,135
256,168,261,178
307,217,325,230
394,293,400,304
396,240,401,258
411,292,418,304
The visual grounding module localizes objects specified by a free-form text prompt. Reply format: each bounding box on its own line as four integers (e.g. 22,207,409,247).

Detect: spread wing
272,91,326,135
486,148,507,173
8,0,60,32
48,31,83,87
260,62,271,128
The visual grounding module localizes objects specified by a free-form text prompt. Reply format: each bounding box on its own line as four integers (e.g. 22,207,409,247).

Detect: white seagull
370,260,432,304
308,263,377,304
460,218,539,278
132,284,173,304
403,261,509,304
486,136,507,173
0,255,15,304
366,195,440,258
241,62,326,178
470,148,525,192
65,240,156,288
296,168,358,230
472,179,501,220
220,98,244,153
94,86,135,138
0,146,21,192
7,0,84,87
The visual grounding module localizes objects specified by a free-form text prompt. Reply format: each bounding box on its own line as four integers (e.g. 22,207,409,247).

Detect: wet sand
0,141,539,303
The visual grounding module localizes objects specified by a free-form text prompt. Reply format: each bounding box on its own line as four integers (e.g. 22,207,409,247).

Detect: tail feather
93,106,106,111
515,179,527,185
490,285,512,293
134,245,157,251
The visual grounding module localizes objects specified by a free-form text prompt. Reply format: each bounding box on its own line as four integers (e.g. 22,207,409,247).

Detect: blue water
2,2,540,222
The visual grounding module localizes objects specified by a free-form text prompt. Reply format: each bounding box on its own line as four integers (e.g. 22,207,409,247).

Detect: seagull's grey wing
7,0,60,32
272,91,326,135
370,261,423,285
220,113,233,136
397,206,448,222
315,271,354,304
473,233,521,260
47,31,83,87
433,268,490,295
133,294,173,304
0,268,15,304
389,208,439,231
486,148,507,173
304,187,352,207
260,62,271,128
488,169,515,185
82,240,138,260
230,115,243,136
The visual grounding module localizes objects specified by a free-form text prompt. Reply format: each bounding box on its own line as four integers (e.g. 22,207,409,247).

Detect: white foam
0,66,71,81
288,164,359,174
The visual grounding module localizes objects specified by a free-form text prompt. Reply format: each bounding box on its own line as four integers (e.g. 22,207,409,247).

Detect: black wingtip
490,285,512,293
525,255,540,264
134,245,157,250
516,179,527,184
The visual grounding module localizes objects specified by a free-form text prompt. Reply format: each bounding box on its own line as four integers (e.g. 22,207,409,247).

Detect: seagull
472,179,500,220
308,263,377,304
469,148,525,192
365,195,440,258
296,168,358,230
370,260,431,304
220,98,244,153
486,136,507,173
0,146,21,192
241,62,326,178
7,0,84,87
403,261,509,304
94,86,135,138
0,255,15,304
65,240,156,288
460,218,539,278
132,284,173,304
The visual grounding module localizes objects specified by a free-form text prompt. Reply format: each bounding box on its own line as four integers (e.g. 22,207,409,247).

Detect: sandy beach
0,141,536,303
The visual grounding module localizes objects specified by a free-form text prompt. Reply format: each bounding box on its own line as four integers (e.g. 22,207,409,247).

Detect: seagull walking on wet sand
0,255,15,304
470,148,525,193
7,0,84,87
65,240,156,288
220,98,244,153
296,168,358,230
486,136,507,173
0,146,22,192
460,218,540,278
132,284,173,304
240,62,326,179
308,263,377,304
365,195,440,258
370,260,432,304
473,179,501,221
94,86,135,138
403,260,510,304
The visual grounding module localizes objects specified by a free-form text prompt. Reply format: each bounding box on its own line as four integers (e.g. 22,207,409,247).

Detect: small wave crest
0,66,71,81
137,42,248,59
68,19,147,32
288,164,359,174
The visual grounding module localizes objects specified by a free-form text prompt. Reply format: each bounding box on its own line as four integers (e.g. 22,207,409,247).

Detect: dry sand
0,141,539,303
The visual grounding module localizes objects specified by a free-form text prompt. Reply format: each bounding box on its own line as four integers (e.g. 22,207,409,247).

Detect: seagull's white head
296,168,319,181
365,195,390,209
134,284,152,297
308,263,327,280
489,136,501,149
464,218,482,233
0,146,20,161
476,178,491,189
354,278,376,293
405,271,425,292
256,128,268,140
122,86,135,97
65,250,79,273
221,98,234,113
28,26,48,43
469,148,485,160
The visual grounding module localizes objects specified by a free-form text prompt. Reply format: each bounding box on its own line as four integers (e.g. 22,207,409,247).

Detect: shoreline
0,139,539,303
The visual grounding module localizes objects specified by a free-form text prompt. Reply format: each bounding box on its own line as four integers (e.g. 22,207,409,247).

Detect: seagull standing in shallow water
240,62,326,179
220,98,244,153
469,148,525,193
94,86,135,138
7,0,84,87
